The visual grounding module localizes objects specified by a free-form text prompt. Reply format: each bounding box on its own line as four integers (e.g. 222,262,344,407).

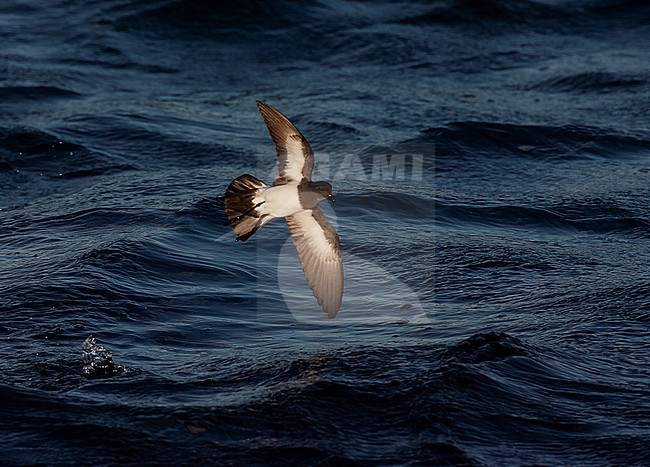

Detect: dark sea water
1,0,649,464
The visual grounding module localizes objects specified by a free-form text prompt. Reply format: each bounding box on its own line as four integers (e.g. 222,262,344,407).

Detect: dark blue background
1,1,649,464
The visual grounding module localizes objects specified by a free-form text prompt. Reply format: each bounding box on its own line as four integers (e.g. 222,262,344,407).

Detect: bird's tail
224,174,269,242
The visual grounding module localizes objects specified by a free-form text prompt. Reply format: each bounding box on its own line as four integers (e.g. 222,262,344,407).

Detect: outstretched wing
257,100,314,184
285,208,343,318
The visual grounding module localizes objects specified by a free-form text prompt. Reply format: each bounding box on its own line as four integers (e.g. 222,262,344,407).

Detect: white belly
255,184,304,218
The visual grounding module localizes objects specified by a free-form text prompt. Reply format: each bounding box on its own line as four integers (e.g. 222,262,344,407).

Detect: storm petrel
224,101,343,318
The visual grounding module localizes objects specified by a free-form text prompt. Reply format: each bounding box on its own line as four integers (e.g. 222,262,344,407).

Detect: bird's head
311,181,334,202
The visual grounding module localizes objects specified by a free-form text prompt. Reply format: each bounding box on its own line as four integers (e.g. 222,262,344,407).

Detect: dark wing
285,208,343,318
256,100,314,184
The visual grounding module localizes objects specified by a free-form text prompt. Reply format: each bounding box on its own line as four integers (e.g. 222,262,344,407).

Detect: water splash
81,335,125,379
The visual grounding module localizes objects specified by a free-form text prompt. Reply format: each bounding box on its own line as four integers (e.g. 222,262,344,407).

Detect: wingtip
325,310,339,319
256,100,271,116
316,295,340,319
323,303,341,319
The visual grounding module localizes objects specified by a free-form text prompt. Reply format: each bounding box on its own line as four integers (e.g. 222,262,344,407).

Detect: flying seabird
224,101,343,318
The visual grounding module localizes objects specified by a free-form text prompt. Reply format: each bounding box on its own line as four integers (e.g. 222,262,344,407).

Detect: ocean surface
1,0,649,464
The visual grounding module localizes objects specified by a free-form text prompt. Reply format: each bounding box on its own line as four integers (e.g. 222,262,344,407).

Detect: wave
414,122,650,162
398,0,650,29
0,86,82,102
399,0,570,27
153,332,644,464
56,114,249,170
110,0,314,36
524,71,647,94
435,199,650,238
301,120,363,143
341,191,434,221
588,0,650,23
440,331,528,364
0,127,134,178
